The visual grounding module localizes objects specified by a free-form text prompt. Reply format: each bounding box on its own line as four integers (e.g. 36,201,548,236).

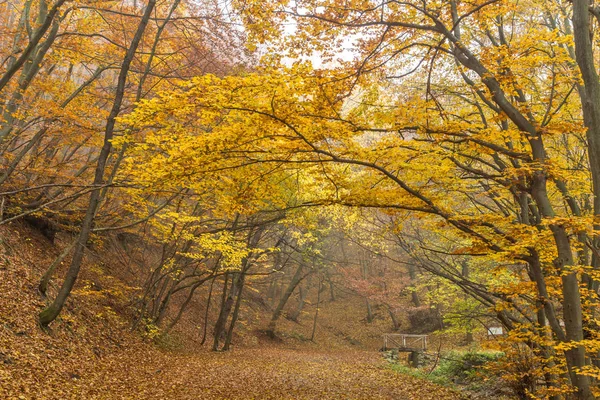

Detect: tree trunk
200,276,217,345
212,274,230,350
408,263,421,307
213,272,243,350
388,306,400,331
0,0,67,96
266,263,304,338
571,4,600,397
290,276,312,322
267,278,278,306
365,299,374,323
310,279,322,342
212,227,263,350
222,273,246,351
447,9,593,396
465,331,473,345
38,239,76,296
38,0,158,326
326,274,335,301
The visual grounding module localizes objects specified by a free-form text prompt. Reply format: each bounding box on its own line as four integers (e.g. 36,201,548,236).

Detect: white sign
488,327,503,336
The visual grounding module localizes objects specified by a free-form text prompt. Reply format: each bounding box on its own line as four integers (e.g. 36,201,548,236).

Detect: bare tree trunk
212,226,265,350
154,280,176,326
461,261,473,345
267,277,278,306
149,276,170,321
213,270,249,351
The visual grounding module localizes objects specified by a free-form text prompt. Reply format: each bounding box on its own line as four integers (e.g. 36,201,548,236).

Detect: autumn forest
2,0,600,399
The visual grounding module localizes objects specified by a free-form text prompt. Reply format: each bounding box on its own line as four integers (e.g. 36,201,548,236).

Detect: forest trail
3,344,462,399
74,347,461,400
0,225,460,400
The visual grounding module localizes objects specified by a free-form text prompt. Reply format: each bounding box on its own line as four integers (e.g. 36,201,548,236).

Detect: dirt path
3,327,461,400
75,347,461,400
0,226,461,400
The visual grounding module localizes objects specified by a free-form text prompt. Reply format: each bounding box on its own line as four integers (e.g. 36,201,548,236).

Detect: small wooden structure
382,333,428,352
382,333,429,367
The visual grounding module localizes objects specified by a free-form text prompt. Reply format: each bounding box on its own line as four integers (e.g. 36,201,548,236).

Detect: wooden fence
382,333,428,351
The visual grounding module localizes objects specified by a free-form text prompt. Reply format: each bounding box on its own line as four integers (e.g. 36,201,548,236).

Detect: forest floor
0,223,463,399
3,344,463,399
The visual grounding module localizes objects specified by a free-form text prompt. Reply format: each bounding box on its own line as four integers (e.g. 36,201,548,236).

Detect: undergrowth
387,350,510,398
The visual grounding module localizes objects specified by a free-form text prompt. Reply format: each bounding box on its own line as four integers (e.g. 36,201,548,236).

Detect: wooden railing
382,333,428,351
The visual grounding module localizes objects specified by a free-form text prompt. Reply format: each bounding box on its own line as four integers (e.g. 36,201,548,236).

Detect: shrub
388,350,507,396
407,307,443,333
434,350,503,385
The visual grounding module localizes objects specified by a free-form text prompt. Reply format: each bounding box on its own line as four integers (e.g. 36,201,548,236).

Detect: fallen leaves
76,347,463,400
0,224,461,400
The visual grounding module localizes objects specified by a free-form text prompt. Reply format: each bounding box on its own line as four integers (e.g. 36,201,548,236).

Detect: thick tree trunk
222,274,246,351
531,173,590,397
572,0,600,223
213,272,244,350
571,5,600,397
447,12,592,396
212,274,230,350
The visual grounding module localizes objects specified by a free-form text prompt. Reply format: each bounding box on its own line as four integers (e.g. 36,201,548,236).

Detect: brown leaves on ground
0,224,461,400
4,345,463,399
147,348,464,400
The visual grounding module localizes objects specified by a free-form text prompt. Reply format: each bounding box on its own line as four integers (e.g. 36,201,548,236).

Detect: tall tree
39,0,159,326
